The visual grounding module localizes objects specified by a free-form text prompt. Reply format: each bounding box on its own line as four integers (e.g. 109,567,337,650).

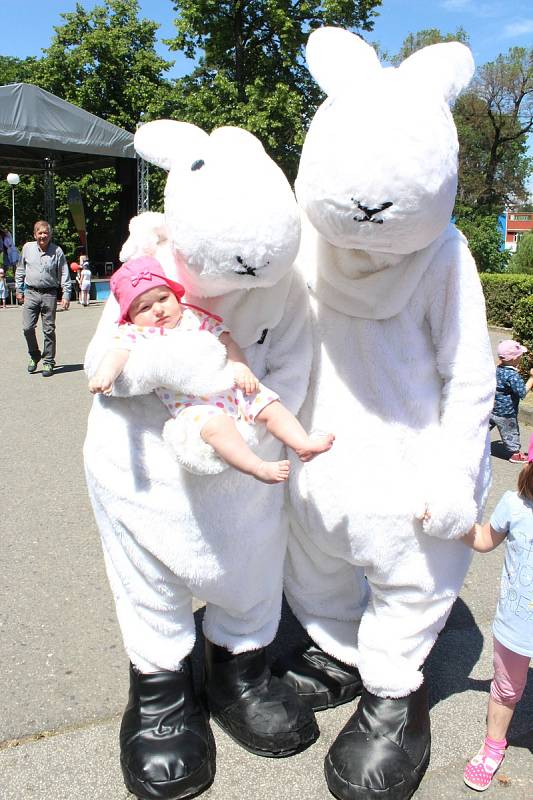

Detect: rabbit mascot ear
296,28,475,255
134,120,209,171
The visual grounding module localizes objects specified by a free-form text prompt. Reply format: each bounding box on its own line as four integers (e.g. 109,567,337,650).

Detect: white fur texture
84,124,312,671
286,28,495,696
297,29,474,256
132,121,301,298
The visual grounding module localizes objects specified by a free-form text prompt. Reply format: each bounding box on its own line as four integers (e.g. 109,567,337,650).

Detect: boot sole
325,743,430,800
211,714,319,758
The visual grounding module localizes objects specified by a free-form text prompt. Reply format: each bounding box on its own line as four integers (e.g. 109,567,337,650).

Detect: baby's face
128,285,182,329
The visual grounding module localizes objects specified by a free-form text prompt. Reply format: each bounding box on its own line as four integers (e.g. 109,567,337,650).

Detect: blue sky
2,1,531,192
2,0,531,75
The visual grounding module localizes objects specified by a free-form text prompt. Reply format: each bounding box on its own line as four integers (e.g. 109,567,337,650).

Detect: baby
89,256,334,483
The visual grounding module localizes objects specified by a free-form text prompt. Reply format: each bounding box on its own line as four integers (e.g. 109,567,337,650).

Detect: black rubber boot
271,635,363,711
325,684,431,800
120,660,216,800
204,641,319,757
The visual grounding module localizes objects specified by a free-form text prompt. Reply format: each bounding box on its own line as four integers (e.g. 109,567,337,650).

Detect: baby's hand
233,362,260,395
88,370,114,395
88,350,130,395
88,364,118,395
415,503,431,524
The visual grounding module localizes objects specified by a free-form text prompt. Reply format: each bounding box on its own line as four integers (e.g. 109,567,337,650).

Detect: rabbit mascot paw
271,27,496,800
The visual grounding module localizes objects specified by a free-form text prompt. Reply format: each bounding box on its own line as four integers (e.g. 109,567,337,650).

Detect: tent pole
43,157,56,226
137,154,149,213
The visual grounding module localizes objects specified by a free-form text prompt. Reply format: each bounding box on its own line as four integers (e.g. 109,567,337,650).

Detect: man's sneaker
27,357,39,373
509,452,528,463
42,363,54,377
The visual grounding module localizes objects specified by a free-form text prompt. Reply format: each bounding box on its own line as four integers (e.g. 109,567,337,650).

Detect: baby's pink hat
528,433,533,463
110,256,185,323
497,339,527,361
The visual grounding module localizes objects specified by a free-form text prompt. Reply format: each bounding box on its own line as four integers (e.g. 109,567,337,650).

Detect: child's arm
88,349,130,395
219,332,260,395
461,522,506,553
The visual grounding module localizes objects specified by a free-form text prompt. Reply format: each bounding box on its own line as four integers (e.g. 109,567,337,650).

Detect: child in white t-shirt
461,432,533,791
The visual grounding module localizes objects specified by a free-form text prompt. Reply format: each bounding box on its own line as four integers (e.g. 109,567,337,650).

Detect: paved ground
0,303,531,800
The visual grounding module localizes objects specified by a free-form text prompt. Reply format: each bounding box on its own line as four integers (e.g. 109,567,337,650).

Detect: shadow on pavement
52,363,85,374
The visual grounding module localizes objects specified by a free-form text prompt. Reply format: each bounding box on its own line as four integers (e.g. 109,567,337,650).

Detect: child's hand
88,370,114,395
415,503,431,524
233,362,260,395
89,365,118,395
88,350,129,395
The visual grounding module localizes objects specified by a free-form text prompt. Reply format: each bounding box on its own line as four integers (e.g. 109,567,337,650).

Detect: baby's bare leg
200,414,289,484
255,400,334,462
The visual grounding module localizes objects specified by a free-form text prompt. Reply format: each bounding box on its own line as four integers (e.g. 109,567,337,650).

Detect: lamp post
7,173,20,246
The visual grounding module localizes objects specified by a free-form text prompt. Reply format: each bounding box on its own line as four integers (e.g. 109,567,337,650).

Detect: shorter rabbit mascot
84,122,317,800
273,28,496,800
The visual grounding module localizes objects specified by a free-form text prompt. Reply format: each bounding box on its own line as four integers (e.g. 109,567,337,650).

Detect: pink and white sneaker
464,744,505,791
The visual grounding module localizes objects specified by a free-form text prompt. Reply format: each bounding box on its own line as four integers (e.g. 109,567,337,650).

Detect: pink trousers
490,636,531,706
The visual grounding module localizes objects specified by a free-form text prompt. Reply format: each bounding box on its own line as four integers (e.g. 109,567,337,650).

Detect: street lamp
7,173,20,246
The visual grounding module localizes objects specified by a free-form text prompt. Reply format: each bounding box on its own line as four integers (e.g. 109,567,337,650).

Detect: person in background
15,220,71,377
79,254,92,307
490,339,533,463
462,432,533,791
0,267,7,309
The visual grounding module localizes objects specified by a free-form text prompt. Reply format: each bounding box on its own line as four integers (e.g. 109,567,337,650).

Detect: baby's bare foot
295,433,335,462
254,459,291,484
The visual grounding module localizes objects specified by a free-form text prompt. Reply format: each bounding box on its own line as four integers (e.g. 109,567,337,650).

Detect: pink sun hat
111,256,185,323
497,339,527,361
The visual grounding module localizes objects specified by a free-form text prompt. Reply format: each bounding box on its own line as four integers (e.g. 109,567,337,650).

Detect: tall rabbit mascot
272,28,496,800
84,122,318,800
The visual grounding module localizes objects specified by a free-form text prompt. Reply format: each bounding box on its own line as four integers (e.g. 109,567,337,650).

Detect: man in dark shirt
15,220,71,376
490,339,533,463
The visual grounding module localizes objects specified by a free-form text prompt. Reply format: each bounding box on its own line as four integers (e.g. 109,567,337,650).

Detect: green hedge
479,274,533,328
480,274,533,376
513,295,533,376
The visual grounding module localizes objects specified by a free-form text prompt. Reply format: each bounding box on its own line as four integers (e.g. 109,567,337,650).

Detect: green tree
455,47,532,211
0,56,38,85
165,0,383,180
454,207,511,273
511,231,533,274
33,0,172,130
385,27,469,66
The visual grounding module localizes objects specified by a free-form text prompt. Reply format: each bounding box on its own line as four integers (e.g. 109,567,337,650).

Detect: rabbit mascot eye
272,27,496,800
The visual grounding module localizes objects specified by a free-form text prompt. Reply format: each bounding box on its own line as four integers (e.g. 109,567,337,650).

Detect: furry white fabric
162,411,259,475
84,123,312,672
285,28,495,697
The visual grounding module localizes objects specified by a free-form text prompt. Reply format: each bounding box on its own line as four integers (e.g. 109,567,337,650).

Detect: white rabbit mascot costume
271,28,496,800
83,122,318,800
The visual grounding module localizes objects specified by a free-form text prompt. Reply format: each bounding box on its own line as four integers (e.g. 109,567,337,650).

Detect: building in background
499,208,533,253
